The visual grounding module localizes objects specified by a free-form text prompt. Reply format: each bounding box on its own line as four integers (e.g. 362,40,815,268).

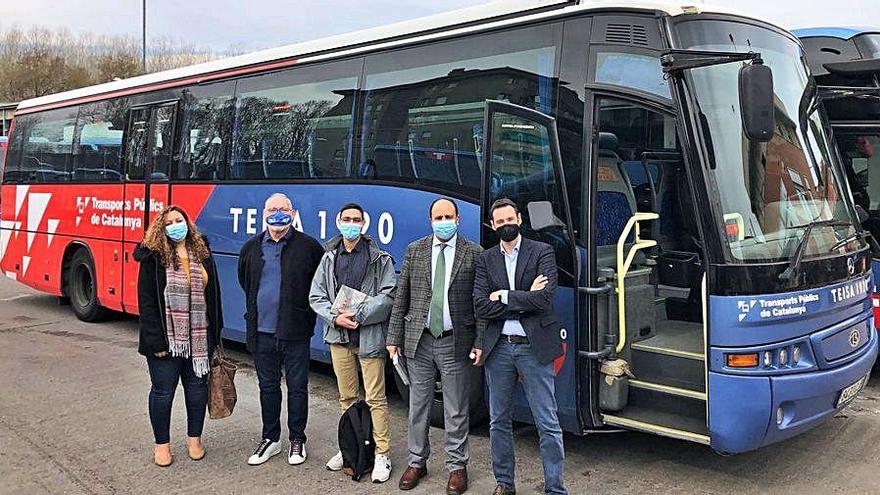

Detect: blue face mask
339,223,362,241
432,219,458,241
266,210,293,228
165,222,188,242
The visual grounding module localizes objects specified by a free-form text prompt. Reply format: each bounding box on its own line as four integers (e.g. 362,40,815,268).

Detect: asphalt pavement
0,277,878,494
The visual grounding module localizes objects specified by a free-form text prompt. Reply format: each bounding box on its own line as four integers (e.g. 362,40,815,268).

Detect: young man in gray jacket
309,203,397,483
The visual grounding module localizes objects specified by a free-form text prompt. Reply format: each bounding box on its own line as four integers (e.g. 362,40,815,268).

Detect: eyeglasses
265,207,293,214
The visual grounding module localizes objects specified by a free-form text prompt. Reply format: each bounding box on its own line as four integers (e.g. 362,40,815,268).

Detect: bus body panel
708,274,873,349
708,333,877,453
706,277,877,453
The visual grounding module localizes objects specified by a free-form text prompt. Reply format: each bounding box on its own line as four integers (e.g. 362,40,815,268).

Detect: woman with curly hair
134,205,224,467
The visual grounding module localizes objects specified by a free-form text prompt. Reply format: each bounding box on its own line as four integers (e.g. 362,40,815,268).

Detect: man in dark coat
238,192,324,467
473,198,567,495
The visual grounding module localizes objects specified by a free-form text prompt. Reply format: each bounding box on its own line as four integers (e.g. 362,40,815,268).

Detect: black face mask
497,223,520,243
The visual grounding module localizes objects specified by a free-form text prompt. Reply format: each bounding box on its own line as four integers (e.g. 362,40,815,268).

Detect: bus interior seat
595,132,640,268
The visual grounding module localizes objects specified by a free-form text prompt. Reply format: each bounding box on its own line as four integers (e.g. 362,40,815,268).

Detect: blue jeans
146,355,208,444
252,332,310,443
484,340,567,495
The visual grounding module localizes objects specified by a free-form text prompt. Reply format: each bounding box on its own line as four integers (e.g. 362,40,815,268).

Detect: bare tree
0,24,231,102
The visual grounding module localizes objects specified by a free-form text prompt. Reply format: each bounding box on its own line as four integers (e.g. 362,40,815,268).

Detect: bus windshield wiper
830,230,871,252
779,220,851,281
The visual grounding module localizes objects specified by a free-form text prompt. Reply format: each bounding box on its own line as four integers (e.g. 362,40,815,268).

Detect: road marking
0,294,35,302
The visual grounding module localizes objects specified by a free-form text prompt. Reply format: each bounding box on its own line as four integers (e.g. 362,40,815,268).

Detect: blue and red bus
1,1,876,453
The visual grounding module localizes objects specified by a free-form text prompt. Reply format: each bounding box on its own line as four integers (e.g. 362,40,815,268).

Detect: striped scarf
163,253,210,377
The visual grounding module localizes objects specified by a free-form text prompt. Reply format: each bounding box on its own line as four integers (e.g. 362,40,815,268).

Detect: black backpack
338,400,375,481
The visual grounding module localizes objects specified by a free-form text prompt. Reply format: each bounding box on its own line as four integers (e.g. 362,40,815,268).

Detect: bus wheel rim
73,263,93,308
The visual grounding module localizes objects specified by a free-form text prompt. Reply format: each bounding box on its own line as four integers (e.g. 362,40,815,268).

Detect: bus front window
675,20,861,262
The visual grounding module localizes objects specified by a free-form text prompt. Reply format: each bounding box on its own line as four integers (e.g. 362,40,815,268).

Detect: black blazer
238,228,324,351
134,242,224,357
473,237,563,365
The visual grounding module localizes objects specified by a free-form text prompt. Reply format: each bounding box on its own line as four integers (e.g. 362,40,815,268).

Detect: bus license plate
836,375,869,409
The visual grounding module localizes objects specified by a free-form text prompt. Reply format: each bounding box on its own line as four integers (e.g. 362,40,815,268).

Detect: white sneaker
326,451,344,471
247,439,281,465
371,454,392,483
288,439,307,465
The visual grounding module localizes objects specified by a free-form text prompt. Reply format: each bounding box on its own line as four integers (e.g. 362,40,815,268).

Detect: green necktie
429,244,447,337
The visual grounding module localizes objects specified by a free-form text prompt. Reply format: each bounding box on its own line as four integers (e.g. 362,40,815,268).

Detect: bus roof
793,27,880,40
17,0,759,114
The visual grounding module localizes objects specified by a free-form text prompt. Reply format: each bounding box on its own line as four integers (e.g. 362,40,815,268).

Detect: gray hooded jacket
309,235,397,358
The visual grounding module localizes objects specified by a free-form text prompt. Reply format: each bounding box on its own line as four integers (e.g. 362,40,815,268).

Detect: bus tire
391,362,489,428
67,248,106,322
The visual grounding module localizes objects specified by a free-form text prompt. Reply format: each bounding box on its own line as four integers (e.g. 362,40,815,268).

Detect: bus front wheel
67,249,106,322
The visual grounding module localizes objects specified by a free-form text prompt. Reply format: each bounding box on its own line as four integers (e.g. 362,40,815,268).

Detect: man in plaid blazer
387,197,483,495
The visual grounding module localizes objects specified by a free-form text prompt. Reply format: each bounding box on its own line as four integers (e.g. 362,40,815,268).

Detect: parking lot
1,276,879,495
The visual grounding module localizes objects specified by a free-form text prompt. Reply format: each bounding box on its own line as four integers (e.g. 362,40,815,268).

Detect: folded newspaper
392,354,410,386
331,285,368,316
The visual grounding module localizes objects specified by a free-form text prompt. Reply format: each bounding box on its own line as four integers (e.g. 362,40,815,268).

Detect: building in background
0,103,16,136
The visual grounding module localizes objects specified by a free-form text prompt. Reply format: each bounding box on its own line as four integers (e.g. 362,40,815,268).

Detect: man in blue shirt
473,198,567,495
238,193,324,467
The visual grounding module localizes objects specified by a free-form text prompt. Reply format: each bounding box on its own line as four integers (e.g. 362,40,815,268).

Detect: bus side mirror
738,63,775,142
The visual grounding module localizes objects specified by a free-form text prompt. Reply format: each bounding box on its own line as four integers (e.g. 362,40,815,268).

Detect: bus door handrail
616,212,659,353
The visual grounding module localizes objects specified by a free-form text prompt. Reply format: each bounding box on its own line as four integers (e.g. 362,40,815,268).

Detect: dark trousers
146,355,208,445
252,332,310,443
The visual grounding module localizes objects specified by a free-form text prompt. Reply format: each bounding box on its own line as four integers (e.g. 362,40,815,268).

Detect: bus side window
72,99,127,183
17,108,78,184
359,23,560,202
230,60,359,181
177,83,234,181
1,117,28,184
125,108,150,181
150,105,175,181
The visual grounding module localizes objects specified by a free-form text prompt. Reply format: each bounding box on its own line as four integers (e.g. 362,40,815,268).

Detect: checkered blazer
387,234,484,360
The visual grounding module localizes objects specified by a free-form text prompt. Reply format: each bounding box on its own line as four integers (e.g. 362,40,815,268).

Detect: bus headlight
778,348,788,366
763,351,773,367
792,346,801,365
776,406,784,425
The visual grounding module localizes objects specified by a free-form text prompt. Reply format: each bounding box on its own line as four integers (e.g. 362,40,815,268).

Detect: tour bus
1,0,876,454
796,28,880,299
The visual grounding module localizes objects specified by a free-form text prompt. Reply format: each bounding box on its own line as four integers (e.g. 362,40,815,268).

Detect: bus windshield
676,20,860,263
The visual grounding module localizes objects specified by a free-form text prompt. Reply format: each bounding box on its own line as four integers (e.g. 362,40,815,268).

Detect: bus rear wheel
67,249,106,322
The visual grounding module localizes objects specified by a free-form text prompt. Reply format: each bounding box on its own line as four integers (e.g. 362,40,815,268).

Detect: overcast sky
2,0,877,53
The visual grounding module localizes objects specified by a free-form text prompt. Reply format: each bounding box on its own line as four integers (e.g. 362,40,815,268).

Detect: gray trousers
407,331,470,471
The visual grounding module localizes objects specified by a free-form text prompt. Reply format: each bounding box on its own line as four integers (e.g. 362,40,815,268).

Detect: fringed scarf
163,252,210,377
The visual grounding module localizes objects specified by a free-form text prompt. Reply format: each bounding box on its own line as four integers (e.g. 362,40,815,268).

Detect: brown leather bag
207,347,237,419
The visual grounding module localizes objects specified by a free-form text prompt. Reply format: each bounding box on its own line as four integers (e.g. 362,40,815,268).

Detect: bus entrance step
601,384,709,443
629,379,706,400
630,348,705,393
602,406,710,445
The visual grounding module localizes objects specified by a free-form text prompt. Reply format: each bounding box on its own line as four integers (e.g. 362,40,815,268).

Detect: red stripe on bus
16,58,300,115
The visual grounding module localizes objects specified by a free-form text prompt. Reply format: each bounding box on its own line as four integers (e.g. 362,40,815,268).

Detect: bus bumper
708,327,878,454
